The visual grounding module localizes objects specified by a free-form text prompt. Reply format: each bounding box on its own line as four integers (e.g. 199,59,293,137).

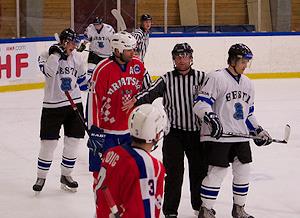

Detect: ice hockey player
94,104,167,218
33,28,88,193
86,31,152,180
78,16,115,78
193,43,273,218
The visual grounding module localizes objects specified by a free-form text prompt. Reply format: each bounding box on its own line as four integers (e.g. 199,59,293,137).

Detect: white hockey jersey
84,23,115,58
38,49,87,108
193,68,260,143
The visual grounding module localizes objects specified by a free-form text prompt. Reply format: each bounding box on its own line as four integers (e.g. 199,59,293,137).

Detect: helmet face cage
172,43,193,59
228,43,253,65
110,31,136,53
93,17,103,25
59,28,80,45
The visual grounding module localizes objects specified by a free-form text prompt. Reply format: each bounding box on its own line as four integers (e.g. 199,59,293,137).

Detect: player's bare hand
122,97,137,113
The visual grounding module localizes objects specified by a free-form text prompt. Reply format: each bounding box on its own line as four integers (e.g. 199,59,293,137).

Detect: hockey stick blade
111,9,127,31
272,124,290,143
54,33,60,43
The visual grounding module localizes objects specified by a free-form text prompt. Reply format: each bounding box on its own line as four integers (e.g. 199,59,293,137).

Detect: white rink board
1,34,300,87
144,35,300,76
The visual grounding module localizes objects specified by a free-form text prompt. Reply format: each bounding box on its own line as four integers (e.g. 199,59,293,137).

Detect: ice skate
232,204,254,218
60,175,78,192
33,178,46,194
198,206,216,218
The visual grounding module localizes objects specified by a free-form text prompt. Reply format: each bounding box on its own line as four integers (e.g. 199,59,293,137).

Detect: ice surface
0,79,299,218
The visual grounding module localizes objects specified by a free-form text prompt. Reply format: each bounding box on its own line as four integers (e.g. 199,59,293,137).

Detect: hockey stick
111,9,127,31
101,186,121,218
64,91,91,136
54,33,60,43
222,124,291,144
64,91,106,159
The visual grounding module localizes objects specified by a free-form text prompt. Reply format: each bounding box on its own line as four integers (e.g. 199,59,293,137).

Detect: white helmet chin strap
150,131,164,152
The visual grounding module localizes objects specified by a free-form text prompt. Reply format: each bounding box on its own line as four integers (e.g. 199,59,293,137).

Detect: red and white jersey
94,145,165,218
87,56,151,134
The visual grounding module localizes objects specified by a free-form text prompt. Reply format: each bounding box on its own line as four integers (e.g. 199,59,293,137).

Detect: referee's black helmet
172,43,193,59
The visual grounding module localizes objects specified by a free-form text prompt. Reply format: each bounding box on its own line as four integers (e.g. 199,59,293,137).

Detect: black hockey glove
250,126,272,146
49,44,67,60
87,125,106,156
203,112,223,139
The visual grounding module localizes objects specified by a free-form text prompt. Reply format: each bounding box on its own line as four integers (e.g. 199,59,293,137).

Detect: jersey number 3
148,179,155,196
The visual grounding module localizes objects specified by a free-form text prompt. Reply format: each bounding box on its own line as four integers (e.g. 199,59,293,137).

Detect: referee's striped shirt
132,27,149,61
135,69,206,131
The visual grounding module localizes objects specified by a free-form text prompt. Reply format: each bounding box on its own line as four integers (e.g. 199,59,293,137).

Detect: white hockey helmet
128,104,168,144
110,31,136,53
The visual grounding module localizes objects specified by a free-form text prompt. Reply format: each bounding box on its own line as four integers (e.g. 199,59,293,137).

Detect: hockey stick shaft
203,124,290,144
64,91,91,136
65,91,106,157
224,124,290,144
222,132,287,143
101,186,121,218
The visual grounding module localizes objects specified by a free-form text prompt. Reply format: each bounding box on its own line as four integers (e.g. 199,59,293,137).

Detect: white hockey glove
203,112,223,139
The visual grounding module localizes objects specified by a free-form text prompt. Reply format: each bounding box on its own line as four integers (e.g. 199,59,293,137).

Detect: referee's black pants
162,128,208,216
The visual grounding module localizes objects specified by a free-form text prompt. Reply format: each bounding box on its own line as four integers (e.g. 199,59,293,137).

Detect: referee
132,14,152,61
122,43,208,218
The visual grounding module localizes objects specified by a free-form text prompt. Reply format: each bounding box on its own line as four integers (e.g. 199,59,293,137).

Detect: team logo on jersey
133,64,141,74
97,41,104,48
60,77,72,91
233,102,244,120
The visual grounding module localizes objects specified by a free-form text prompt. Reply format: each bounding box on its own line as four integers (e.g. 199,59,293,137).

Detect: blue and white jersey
84,23,115,58
193,68,260,142
38,49,88,108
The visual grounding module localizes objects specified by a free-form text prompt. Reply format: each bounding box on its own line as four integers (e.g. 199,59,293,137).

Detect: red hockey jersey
94,145,165,218
88,56,151,134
